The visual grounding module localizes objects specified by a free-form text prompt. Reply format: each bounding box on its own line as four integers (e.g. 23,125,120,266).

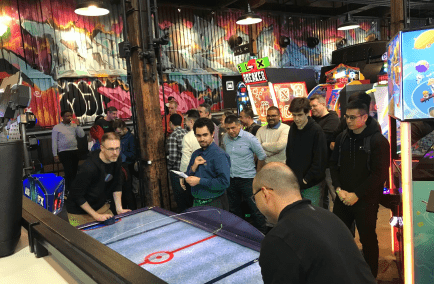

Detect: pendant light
75,1,110,16
337,1,359,31
236,3,262,25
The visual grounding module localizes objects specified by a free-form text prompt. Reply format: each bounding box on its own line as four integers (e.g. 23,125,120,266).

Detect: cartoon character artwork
420,90,434,103
417,74,424,84
414,29,434,50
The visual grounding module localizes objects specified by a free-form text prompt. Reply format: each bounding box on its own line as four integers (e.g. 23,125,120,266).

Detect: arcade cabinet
387,26,434,284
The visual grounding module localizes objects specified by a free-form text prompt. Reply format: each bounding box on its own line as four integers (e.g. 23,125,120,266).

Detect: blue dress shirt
223,129,267,178
186,142,231,199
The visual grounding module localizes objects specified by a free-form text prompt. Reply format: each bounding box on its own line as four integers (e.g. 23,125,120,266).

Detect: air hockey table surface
78,206,265,284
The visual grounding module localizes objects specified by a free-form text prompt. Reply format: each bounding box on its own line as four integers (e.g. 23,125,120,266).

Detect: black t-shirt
95,118,114,133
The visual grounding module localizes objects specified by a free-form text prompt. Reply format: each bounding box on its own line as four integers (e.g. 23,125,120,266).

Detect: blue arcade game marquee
23,174,64,215
388,27,434,121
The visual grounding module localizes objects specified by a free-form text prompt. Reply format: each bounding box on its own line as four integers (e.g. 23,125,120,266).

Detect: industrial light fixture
236,3,262,25
337,13,360,31
0,22,7,36
75,1,110,16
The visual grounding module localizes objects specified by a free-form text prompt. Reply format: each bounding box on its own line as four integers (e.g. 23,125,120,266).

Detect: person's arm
80,201,113,222
166,135,177,169
329,133,343,189
352,135,390,199
186,151,199,176
259,235,302,284
113,191,131,214
250,135,267,165
75,125,85,138
303,129,327,185
262,126,290,154
197,153,230,192
180,135,192,172
52,127,60,163
69,161,95,208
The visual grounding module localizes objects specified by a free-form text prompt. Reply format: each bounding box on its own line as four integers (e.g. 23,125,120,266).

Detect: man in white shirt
179,110,201,204
52,109,85,196
256,107,290,168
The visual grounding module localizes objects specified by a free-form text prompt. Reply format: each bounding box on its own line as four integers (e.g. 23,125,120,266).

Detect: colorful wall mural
0,0,383,128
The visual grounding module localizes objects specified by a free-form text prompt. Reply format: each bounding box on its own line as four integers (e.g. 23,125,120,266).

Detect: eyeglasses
250,187,273,204
266,115,279,118
102,145,121,152
344,114,364,121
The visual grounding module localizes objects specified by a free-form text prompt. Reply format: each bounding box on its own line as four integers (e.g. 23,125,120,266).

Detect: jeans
58,150,79,194
226,177,267,233
333,198,379,278
301,183,322,207
170,171,193,213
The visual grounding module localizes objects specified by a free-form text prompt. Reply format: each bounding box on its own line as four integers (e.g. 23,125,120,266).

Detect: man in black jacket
330,100,390,278
286,98,327,206
66,132,131,226
253,162,376,284
310,95,340,209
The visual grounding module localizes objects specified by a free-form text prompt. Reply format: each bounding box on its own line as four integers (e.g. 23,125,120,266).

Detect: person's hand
117,208,132,215
194,156,206,167
94,213,113,222
72,117,80,126
343,192,359,206
186,176,200,187
180,178,187,191
330,142,335,150
336,188,348,201
54,156,60,163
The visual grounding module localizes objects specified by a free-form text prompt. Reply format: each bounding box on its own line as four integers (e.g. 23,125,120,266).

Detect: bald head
253,162,301,199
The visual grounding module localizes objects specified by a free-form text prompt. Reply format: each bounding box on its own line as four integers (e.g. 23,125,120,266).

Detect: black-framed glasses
344,114,363,121
101,144,121,152
250,187,273,204
266,115,279,118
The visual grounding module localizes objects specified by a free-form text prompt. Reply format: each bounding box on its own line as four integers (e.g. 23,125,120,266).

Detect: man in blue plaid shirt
166,113,190,212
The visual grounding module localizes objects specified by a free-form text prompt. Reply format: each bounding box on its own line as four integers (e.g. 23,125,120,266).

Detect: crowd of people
52,92,390,283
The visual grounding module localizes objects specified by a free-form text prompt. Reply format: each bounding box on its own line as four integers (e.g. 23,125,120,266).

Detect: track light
236,3,262,25
75,1,110,16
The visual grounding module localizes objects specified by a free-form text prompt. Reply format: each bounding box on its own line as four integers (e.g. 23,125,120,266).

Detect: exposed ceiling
157,0,434,20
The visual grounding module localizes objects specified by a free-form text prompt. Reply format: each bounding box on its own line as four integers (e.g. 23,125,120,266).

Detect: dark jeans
121,164,137,210
170,171,193,213
333,198,379,278
58,150,79,194
227,177,266,233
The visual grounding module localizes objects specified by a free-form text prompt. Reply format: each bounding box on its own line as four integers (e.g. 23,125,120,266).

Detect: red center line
171,235,217,253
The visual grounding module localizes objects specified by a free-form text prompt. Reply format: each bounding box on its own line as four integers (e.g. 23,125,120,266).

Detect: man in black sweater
253,162,376,284
66,132,131,226
286,98,327,206
310,95,340,209
330,100,390,278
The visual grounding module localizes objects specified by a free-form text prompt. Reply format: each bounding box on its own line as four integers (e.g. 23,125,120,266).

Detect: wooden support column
125,0,170,209
249,24,259,56
390,0,405,36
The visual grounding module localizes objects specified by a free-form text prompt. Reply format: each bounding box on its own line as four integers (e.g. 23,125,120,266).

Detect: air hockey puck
103,217,116,225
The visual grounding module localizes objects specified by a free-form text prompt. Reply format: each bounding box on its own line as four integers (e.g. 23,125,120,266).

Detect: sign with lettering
237,57,270,73
234,43,251,56
242,70,268,85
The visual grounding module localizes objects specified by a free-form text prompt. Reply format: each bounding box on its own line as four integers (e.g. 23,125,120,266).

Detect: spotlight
236,4,262,25
75,1,110,16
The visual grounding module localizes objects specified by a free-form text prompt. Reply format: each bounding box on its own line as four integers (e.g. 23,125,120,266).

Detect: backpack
337,129,372,171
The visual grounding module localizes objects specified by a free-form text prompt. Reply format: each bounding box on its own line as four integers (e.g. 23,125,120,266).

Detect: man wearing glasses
285,98,327,206
253,162,377,284
330,100,390,278
255,106,290,167
66,132,131,226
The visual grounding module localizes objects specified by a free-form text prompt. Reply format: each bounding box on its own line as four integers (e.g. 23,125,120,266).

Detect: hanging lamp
337,13,360,31
236,3,262,25
75,0,110,16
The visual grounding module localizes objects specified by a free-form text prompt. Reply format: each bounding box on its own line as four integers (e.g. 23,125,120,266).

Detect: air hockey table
78,206,265,284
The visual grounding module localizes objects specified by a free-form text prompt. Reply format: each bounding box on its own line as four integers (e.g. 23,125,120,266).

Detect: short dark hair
107,106,118,112
242,108,254,119
267,106,280,115
193,118,214,135
348,92,371,106
186,109,200,122
223,111,234,117
199,103,211,115
289,98,311,114
170,113,183,126
61,109,72,117
112,119,127,130
101,132,121,145
346,100,369,115
225,114,240,125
